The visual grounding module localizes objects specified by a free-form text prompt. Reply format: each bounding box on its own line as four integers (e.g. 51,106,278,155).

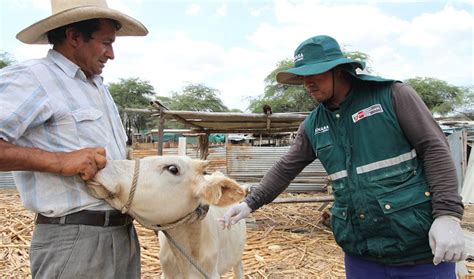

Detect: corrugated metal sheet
132,146,328,192
461,147,474,203
226,146,328,192
164,147,228,174
447,130,468,192
0,171,15,188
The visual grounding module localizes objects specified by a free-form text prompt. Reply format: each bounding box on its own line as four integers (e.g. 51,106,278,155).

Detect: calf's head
87,155,245,225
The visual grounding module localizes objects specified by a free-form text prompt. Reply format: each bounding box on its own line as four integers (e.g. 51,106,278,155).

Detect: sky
1,0,473,112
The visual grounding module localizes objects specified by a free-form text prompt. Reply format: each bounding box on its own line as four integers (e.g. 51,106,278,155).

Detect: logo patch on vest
352,104,384,123
314,125,329,134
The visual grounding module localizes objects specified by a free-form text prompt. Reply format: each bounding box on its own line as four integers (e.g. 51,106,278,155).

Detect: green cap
276,35,365,85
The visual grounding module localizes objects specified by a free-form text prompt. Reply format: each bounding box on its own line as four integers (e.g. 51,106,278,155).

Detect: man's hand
429,215,466,265
57,148,107,180
218,202,252,230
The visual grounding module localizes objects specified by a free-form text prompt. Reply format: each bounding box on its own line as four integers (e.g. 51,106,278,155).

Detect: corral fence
132,145,329,192
225,146,328,191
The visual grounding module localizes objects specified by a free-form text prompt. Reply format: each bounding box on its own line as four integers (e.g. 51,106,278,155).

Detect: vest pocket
331,205,354,248
376,183,433,252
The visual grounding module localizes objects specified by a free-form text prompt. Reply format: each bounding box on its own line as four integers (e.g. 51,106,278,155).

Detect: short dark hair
47,18,122,45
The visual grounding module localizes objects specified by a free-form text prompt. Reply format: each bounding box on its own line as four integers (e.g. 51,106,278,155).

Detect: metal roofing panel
0,172,16,188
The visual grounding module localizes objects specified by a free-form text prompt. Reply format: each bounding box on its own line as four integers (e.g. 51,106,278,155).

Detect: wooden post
178,137,187,156
157,109,165,156
198,133,209,160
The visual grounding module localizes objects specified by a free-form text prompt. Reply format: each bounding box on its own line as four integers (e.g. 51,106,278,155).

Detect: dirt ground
1,188,473,278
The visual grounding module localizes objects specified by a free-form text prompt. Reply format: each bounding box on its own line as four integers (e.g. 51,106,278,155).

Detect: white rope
162,230,211,279
121,159,140,214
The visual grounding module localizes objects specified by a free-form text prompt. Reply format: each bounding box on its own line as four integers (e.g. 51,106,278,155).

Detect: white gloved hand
428,215,466,265
218,202,252,230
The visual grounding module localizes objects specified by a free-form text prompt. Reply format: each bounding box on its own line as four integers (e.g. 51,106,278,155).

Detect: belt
35,210,133,227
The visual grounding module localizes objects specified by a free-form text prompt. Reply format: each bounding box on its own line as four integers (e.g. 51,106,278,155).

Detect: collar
322,85,354,112
47,49,104,85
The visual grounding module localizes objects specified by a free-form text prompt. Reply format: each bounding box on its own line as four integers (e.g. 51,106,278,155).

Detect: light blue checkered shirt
0,49,127,216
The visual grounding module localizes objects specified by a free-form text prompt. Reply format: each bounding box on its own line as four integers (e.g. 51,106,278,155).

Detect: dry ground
1,188,473,278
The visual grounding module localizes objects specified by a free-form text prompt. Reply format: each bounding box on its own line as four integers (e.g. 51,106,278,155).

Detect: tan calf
87,155,246,278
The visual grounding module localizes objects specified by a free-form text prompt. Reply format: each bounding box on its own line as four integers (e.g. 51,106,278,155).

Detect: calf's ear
198,174,245,207
192,159,210,174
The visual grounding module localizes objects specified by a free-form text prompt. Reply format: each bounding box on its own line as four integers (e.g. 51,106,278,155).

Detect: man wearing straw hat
221,35,466,278
0,0,147,277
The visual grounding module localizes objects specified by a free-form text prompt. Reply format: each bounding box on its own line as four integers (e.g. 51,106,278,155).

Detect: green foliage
0,52,15,69
154,95,183,129
152,83,229,129
344,50,371,73
463,86,474,110
454,85,474,120
248,59,316,113
168,83,229,112
155,95,173,109
108,77,155,110
404,77,464,115
248,50,371,113
108,78,156,141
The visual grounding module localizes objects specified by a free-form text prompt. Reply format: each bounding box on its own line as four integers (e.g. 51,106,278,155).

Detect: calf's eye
165,165,180,175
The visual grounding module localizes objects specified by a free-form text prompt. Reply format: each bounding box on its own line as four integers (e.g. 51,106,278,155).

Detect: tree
108,77,155,110
157,83,229,130
155,95,173,109
248,51,370,113
168,83,228,112
108,78,156,143
453,85,474,120
248,58,316,113
344,51,371,73
0,52,15,69
404,77,464,115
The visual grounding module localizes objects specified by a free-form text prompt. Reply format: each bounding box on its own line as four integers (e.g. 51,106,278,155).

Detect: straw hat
16,0,148,44
276,35,365,85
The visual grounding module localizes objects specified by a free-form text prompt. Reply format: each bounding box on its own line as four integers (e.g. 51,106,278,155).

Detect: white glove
428,215,466,265
218,202,252,230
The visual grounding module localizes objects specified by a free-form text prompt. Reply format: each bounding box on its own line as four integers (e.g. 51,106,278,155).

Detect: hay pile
1,189,473,278
0,189,31,277
137,199,346,278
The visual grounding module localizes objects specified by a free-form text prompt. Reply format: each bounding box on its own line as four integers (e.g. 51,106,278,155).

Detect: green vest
304,76,433,264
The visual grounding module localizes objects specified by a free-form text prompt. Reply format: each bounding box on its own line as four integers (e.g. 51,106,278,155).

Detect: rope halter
121,158,140,214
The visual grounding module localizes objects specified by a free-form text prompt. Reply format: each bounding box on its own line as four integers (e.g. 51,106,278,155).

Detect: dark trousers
345,253,455,279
